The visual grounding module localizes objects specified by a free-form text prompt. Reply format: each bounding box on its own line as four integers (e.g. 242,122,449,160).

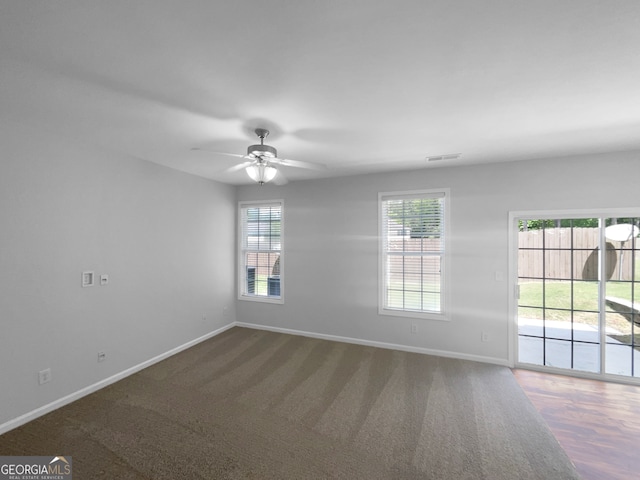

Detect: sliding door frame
508,207,640,385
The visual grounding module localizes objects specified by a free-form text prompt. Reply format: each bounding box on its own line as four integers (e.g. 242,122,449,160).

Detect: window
379,189,449,319
239,200,283,303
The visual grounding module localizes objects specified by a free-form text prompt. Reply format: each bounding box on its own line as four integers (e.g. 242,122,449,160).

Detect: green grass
519,280,640,334
247,274,278,297
386,281,441,311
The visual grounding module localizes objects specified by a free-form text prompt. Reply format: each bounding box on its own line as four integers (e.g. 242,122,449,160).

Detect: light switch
100,274,109,286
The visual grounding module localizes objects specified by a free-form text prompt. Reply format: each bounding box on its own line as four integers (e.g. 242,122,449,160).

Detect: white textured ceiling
2,1,640,184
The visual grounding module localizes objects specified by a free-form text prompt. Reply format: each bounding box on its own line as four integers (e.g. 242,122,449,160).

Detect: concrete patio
518,318,640,377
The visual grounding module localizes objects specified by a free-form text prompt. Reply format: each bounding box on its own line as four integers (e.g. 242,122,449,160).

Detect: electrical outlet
481,332,490,342
411,323,418,334
97,351,106,362
38,368,52,385
223,306,229,316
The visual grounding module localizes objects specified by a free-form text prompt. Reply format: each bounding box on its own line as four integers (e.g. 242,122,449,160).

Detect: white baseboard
234,322,511,367
0,323,235,436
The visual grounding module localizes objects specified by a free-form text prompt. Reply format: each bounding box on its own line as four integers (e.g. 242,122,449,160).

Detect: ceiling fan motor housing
247,143,277,158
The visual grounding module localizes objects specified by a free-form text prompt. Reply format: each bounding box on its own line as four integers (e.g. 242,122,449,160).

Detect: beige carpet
0,327,580,479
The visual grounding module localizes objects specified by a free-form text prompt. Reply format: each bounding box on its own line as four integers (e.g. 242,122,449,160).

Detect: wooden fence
518,228,637,281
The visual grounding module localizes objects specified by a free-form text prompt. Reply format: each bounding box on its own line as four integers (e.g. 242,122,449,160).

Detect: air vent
426,153,461,162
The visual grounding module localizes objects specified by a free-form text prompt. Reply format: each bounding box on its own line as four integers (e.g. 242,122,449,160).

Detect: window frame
238,199,284,304
378,188,450,321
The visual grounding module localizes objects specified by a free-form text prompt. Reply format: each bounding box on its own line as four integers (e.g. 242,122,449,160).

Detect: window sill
378,307,449,321
239,294,283,305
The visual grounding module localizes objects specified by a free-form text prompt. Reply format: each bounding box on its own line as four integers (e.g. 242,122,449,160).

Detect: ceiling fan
195,128,327,185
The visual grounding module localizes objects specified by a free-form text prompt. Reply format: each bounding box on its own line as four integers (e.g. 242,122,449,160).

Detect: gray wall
237,151,640,363
2,120,638,432
0,120,237,427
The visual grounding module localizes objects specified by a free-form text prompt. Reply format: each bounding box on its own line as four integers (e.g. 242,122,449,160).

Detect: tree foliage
386,198,442,238
519,218,638,231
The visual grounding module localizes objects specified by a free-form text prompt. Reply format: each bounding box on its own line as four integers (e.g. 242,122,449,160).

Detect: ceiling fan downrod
247,128,277,158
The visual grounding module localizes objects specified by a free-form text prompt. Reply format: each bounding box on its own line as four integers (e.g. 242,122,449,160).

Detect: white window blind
239,201,283,302
379,190,447,318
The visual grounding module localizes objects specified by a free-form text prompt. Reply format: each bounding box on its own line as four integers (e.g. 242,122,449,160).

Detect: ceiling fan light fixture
246,161,277,185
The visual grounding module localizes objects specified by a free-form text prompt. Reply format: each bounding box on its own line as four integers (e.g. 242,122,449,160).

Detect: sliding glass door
516,215,640,379
604,220,640,376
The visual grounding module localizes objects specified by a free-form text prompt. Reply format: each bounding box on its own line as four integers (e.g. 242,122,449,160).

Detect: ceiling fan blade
191,147,248,160
223,161,252,174
272,157,327,170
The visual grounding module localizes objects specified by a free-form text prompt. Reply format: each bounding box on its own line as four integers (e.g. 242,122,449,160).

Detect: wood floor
513,369,640,480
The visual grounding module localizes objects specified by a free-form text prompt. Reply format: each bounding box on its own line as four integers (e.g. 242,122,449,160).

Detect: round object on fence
605,224,639,242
